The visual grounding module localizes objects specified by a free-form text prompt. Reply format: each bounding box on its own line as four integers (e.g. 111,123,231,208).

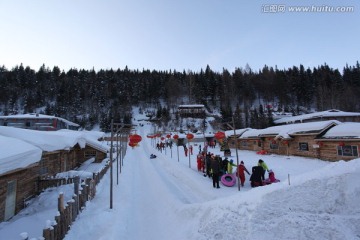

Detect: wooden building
315,122,360,161
0,113,79,131
0,136,42,222
0,128,109,222
177,104,206,118
226,120,360,162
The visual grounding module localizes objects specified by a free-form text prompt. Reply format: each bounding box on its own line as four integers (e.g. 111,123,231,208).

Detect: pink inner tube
221,174,236,187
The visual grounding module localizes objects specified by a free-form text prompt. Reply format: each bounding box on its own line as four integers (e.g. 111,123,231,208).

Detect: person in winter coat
227,159,237,174
258,159,269,181
210,155,221,188
205,152,212,177
184,146,188,157
189,145,193,155
196,154,202,172
222,158,229,174
236,161,250,187
250,166,264,187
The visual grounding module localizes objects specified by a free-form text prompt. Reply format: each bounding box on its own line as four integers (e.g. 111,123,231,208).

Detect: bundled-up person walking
236,161,250,187
210,155,221,188
258,159,269,181
227,159,237,174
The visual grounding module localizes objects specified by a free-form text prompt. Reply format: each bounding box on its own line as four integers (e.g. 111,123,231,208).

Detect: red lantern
173,134,179,140
186,133,194,140
166,134,171,138
161,137,165,141
214,131,225,140
129,134,142,144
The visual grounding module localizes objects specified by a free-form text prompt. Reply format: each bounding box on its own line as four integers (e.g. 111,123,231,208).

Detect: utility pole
232,116,241,191
110,121,133,209
110,119,114,209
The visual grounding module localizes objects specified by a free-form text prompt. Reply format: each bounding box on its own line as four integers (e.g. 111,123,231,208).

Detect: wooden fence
23,163,109,240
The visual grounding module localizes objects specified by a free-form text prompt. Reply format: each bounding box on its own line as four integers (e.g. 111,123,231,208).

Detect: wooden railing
22,163,109,240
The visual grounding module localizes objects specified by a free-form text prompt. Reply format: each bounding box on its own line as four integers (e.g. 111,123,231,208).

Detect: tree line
0,62,359,131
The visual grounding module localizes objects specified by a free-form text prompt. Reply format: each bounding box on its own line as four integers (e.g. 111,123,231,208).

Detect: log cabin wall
0,165,39,221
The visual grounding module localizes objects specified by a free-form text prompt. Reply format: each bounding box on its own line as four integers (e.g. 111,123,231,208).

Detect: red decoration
173,134,179,140
214,131,225,140
166,134,171,138
161,137,165,141
128,142,137,147
339,142,345,147
129,134,142,144
186,133,194,140
283,140,288,145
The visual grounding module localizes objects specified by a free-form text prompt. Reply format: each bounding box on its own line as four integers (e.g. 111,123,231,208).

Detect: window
337,145,358,157
241,141,248,147
85,150,97,159
270,142,278,149
26,121,31,127
39,158,48,175
299,142,309,151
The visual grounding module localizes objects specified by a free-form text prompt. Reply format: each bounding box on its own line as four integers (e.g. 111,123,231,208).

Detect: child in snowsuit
264,169,280,184
236,161,250,187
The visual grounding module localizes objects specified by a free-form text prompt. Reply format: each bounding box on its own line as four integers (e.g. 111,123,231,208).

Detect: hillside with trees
0,62,359,131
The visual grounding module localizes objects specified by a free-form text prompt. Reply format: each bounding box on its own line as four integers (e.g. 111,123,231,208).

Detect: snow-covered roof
0,127,109,152
0,113,79,127
239,129,263,139
0,126,86,151
321,122,360,139
274,109,360,124
0,135,42,176
225,128,250,137
240,120,340,139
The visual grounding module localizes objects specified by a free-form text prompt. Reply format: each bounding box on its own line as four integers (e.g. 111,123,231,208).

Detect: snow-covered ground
1,118,360,239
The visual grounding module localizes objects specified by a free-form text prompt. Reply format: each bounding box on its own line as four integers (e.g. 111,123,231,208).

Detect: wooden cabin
0,135,42,222
315,123,360,161
259,120,339,158
0,128,108,222
177,104,206,118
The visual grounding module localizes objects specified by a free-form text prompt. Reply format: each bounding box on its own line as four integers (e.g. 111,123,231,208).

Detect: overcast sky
0,0,359,73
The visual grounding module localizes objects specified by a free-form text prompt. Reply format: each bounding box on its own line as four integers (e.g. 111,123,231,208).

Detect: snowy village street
63,120,360,240
1,116,360,240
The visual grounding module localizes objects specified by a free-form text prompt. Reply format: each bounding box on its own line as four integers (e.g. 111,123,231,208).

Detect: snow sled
250,166,264,188
221,174,236,187
256,150,268,155
150,154,157,159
